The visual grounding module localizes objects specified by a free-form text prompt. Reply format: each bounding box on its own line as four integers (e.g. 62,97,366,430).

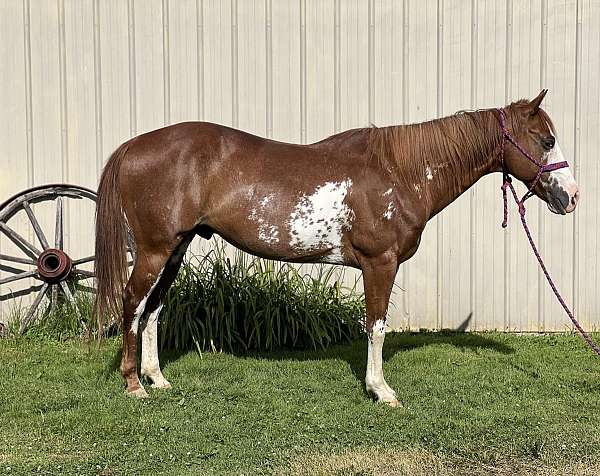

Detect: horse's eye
541,136,555,151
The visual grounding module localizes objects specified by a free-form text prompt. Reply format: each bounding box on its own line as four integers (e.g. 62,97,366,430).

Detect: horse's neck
412,117,501,218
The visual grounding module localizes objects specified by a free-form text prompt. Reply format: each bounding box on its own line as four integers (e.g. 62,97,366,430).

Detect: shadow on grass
131,330,513,397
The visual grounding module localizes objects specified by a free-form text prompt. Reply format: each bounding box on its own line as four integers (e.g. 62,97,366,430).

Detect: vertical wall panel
472,0,508,331
0,0,29,318
64,0,97,264
168,0,199,124
202,0,233,126
305,0,335,143
577,0,600,331
404,0,439,330
543,0,577,331
134,0,165,133
505,0,543,331
439,0,473,330
271,0,301,143
1,0,599,332
237,0,267,136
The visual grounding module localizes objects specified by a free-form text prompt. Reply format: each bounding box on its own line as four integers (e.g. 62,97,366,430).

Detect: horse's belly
212,179,356,266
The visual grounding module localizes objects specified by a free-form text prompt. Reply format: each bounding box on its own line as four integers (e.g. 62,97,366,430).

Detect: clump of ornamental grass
159,245,365,352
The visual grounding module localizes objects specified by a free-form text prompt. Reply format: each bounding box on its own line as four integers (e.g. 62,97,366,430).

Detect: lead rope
497,109,600,355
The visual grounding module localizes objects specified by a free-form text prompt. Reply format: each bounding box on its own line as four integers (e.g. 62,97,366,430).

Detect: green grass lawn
1,332,600,475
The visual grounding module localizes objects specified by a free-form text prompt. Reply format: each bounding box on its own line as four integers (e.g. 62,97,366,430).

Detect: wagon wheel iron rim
0,184,135,334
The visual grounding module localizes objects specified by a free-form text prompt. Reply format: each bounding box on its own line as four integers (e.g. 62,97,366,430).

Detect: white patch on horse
413,184,422,198
425,166,434,181
544,140,575,187
382,188,393,196
131,267,165,335
288,180,354,260
383,201,395,220
249,194,280,244
141,304,170,389
365,319,397,405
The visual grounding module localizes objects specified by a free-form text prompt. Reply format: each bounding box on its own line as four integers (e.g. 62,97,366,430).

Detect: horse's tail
94,142,131,338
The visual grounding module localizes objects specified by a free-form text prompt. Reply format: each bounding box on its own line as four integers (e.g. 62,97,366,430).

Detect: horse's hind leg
121,248,172,398
140,237,191,389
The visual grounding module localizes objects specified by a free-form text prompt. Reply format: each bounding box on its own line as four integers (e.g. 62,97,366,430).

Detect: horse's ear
528,89,548,115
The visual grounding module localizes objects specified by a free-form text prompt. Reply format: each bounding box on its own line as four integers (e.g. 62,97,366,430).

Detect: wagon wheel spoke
58,281,75,303
0,283,45,302
0,269,38,286
72,255,94,266
22,200,49,250
73,269,95,279
0,254,37,266
18,283,50,333
55,196,64,250
0,222,41,259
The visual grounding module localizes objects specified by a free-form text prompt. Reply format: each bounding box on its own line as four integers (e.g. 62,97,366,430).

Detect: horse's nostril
572,190,580,206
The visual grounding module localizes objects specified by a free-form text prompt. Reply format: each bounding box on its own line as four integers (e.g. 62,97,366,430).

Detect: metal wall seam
58,0,68,182
333,0,340,133
127,0,137,136
231,0,238,129
573,0,583,323
539,0,548,332
23,0,34,188
368,0,375,125
401,0,410,324
163,0,171,126
196,0,204,120
436,0,444,329
504,0,513,330
93,0,103,177
299,0,306,144
469,0,478,330
265,0,273,138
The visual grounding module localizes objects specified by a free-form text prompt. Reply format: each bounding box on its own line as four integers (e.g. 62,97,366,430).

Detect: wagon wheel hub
37,248,72,284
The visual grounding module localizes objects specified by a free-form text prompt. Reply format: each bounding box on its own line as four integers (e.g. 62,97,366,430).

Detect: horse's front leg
360,251,399,407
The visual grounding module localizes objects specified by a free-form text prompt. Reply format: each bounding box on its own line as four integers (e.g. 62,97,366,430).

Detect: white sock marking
131,267,164,335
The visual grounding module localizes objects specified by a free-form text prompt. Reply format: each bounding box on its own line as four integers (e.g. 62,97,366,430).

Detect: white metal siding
1,0,598,331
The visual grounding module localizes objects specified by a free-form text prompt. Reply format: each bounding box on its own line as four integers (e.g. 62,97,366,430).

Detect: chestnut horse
95,90,579,405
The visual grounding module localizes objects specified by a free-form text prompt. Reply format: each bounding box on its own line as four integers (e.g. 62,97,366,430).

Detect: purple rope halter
496,108,600,355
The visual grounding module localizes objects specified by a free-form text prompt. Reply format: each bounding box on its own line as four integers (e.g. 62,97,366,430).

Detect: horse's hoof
385,398,401,408
151,379,172,390
125,386,149,399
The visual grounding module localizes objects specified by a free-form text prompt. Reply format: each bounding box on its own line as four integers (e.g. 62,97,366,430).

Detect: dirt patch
280,447,600,476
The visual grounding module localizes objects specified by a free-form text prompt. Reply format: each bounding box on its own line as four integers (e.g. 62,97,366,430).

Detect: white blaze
545,140,576,191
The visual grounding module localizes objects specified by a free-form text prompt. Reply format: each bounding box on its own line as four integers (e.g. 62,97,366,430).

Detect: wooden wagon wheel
0,184,133,334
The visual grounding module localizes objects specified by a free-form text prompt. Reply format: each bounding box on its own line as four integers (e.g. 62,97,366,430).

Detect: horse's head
503,90,579,215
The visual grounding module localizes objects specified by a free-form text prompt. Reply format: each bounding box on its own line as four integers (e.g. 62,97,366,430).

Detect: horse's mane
365,100,553,192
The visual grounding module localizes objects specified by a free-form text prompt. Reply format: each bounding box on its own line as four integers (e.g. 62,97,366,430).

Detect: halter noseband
496,108,569,227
